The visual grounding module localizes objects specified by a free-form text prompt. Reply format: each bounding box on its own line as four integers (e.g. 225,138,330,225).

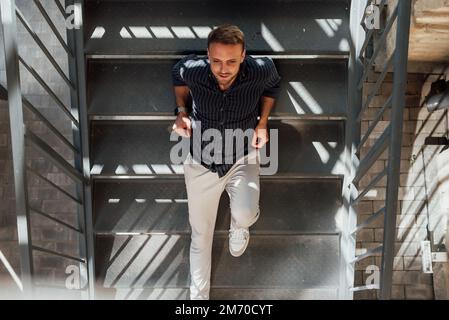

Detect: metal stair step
87,59,348,118
96,287,338,300
95,234,340,289
93,178,342,234
84,0,350,56
89,119,345,177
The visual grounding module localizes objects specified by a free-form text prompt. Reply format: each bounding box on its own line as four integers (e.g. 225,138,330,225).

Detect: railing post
339,0,368,300
0,0,34,298
65,0,96,299
380,0,412,300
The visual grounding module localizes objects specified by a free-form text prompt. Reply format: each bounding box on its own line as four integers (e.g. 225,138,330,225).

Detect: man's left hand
252,123,269,149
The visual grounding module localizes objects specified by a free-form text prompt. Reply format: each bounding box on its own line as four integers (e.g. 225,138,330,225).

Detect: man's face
207,42,245,87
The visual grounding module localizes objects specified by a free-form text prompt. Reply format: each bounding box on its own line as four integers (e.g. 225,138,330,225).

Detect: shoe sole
229,233,250,257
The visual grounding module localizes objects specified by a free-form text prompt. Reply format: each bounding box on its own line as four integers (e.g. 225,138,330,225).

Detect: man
171,24,281,300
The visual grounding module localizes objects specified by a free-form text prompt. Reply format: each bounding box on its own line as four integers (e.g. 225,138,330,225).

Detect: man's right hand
172,112,192,137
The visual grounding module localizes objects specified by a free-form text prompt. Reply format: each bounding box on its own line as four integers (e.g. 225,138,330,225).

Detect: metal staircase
85,0,349,300
1,0,412,300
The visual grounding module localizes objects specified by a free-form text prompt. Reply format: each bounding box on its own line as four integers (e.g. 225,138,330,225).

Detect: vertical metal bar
65,0,96,300
0,0,33,298
339,0,368,300
380,0,412,300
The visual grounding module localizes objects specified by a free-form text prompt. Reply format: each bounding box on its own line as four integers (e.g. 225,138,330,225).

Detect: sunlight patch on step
315,19,342,38
119,27,132,39
129,26,152,38
171,164,184,174
339,38,350,51
192,26,212,38
155,199,173,203
151,164,173,174
289,82,323,114
286,90,305,115
150,26,175,38
91,164,104,175
261,23,284,52
171,26,196,39
331,151,346,175
132,164,152,175
312,141,331,164
90,26,105,39
115,164,129,174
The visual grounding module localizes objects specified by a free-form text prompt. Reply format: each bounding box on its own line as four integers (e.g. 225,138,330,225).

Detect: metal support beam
339,0,368,301
66,0,96,300
0,0,33,298
380,0,412,300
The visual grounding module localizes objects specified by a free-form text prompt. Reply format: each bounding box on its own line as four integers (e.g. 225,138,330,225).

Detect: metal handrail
0,83,79,153
352,167,388,205
26,166,82,204
15,6,75,90
18,56,80,127
32,246,86,264
356,94,392,154
1,0,95,299
358,5,399,89
348,0,412,300
54,0,67,19
356,54,394,122
351,206,386,235
25,127,84,183
32,0,73,57
29,206,83,234
351,245,383,264
359,0,388,58
353,125,390,184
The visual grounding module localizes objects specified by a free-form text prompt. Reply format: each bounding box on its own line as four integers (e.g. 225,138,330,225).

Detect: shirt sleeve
172,54,196,86
262,58,281,99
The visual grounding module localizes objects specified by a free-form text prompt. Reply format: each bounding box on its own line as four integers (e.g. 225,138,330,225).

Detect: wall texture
354,70,449,299
0,0,81,298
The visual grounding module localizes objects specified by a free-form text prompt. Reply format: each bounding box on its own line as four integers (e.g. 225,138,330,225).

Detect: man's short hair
207,24,245,52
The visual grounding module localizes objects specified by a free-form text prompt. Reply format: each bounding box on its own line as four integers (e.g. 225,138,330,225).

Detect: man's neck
217,74,238,91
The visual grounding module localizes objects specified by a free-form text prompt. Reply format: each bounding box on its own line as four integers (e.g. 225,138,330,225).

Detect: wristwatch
174,106,188,116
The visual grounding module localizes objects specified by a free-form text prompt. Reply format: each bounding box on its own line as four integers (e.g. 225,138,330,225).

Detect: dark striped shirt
172,54,281,177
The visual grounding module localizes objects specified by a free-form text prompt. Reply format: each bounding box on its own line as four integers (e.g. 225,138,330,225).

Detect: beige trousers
183,149,261,300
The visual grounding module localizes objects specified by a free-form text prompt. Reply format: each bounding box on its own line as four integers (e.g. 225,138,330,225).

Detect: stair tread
93,178,342,234
95,234,340,289
84,0,350,55
87,59,348,117
90,119,346,177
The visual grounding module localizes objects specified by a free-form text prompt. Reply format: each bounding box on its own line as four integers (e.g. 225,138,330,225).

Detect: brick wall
354,71,449,299
0,0,81,296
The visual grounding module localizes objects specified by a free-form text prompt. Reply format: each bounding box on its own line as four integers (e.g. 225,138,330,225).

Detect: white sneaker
229,220,250,257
